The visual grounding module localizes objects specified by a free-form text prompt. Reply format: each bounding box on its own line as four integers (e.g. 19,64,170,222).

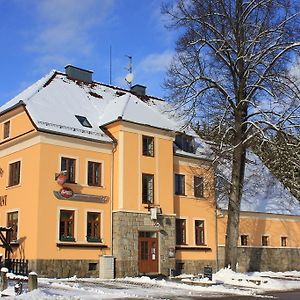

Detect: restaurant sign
53,191,108,203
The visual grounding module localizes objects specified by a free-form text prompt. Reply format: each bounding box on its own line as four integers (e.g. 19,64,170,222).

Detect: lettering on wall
0,195,7,206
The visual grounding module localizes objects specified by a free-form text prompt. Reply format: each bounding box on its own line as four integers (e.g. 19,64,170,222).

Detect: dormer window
175,134,195,153
75,115,92,128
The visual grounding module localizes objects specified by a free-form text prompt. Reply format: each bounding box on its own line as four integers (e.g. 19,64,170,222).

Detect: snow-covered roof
0,71,179,143
217,151,300,215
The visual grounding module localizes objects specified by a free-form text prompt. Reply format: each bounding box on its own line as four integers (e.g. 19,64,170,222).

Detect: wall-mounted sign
53,191,109,203
0,195,7,206
59,187,74,198
55,171,67,186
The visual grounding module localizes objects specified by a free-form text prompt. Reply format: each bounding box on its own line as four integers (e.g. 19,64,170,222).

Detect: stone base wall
113,211,176,278
218,246,300,272
29,259,100,278
175,259,217,275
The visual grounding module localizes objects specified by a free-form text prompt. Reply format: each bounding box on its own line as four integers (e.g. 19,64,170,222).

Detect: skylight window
75,115,92,128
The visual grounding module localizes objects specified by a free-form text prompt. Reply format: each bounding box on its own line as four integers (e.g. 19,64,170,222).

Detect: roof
217,151,300,216
0,71,178,143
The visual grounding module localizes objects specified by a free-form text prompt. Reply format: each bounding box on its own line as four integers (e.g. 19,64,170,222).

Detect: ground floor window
241,235,248,246
7,211,18,241
281,236,287,247
195,220,205,245
261,235,269,246
176,219,186,245
87,212,101,242
59,210,75,241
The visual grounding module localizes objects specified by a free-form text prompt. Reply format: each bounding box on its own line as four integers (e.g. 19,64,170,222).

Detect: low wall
28,259,100,278
218,246,300,272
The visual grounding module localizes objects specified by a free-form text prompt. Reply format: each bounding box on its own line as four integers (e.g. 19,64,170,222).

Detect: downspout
110,141,117,256
214,169,219,271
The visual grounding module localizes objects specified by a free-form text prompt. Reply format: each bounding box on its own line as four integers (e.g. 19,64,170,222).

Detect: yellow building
0,65,217,277
1,65,299,277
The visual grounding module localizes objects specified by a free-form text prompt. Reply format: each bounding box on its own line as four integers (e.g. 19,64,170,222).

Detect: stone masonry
218,246,300,272
112,211,176,278
28,259,100,278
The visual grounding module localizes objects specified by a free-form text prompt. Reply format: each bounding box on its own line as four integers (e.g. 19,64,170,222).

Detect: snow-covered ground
3,268,300,299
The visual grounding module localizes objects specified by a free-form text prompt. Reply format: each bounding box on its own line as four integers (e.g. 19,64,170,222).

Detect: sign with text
53,191,108,203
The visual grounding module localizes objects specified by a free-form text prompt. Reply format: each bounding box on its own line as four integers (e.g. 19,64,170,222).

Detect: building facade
0,66,217,277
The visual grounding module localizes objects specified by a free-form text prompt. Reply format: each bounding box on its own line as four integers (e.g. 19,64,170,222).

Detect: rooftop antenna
109,45,112,85
125,55,134,88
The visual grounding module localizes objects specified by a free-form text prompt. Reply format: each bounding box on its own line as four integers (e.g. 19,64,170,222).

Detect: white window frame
84,209,104,243
85,159,104,188
57,207,78,242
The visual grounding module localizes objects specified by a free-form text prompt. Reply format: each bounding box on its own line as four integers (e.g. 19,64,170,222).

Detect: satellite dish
125,73,134,84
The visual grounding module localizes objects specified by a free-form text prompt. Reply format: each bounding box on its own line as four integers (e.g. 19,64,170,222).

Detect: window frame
86,211,101,243
59,209,75,242
75,115,92,128
142,135,154,157
176,218,186,245
261,235,269,246
195,220,205,246
142,173,154,204
194,176,204,198
61,157,76,184
7,211,18,242
240,234,248,246
87,161,102,187
3,121,10,139
174,174,185,195
8,160,21,187
281,236,287,247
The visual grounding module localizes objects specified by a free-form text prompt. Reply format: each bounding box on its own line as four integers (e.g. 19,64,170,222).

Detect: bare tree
163,0,300,270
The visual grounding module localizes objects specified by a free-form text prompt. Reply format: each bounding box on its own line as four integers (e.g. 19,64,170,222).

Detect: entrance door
138,231,158,274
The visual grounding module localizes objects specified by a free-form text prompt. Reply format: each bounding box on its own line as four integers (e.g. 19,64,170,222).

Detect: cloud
139,50,174,73
25,0,115,70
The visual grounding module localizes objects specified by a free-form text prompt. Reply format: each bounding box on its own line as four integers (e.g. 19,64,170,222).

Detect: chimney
65,65,93,83
130,84,146,96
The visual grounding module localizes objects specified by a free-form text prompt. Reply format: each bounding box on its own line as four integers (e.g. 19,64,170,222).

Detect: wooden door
138,231,158,273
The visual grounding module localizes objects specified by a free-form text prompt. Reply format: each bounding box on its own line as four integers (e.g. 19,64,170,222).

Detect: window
75,115,92,128
7,211,18,241
87,212,101,242
176,219,186,245
3,121,10,139
59,210,75,241
61,157,76,183
175,134,195,153
175,174,185,195
241,235,248,246
142,174,154,204
8,161,21,187
88,161,101,186
194,176,204,198
195,220,205,245
281,236,287,247
262,235,269,246
142,136,154,156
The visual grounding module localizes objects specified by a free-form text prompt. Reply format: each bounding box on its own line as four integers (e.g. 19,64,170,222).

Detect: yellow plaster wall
218,213,300,248
0,143,41,259
0,108,35,141
107,121,174,214
174,156,216,261
35,141,112,259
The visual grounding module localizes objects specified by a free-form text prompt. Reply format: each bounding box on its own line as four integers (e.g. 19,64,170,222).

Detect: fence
5,259,28,276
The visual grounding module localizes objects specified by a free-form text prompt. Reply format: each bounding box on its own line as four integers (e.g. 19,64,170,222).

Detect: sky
0,0,177,106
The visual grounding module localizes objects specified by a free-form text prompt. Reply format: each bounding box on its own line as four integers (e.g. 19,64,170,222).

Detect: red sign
56,173,66,186
60,187,73,198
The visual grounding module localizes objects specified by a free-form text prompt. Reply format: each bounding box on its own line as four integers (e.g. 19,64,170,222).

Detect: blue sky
0,0,176,106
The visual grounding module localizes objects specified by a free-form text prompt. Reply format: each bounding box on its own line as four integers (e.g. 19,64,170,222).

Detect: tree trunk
224,143,246,271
